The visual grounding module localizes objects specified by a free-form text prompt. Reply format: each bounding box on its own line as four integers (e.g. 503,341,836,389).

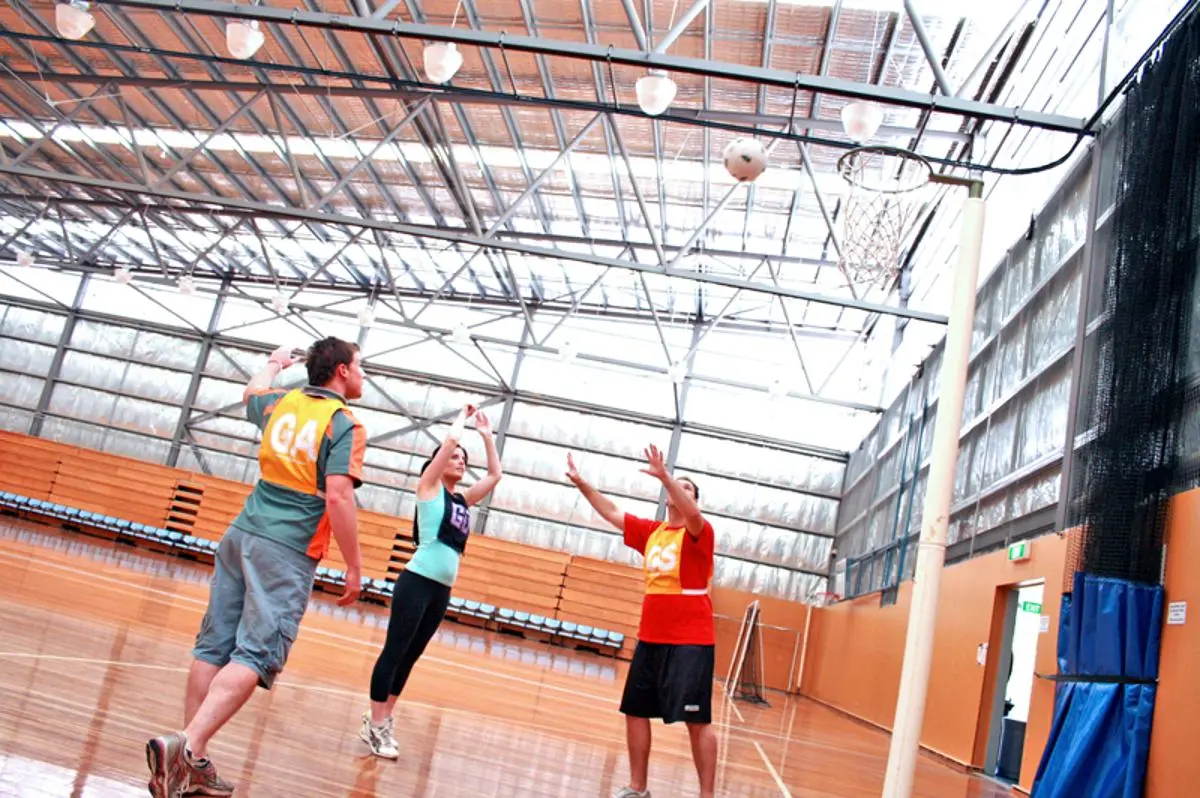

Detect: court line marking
0,545,883,760
0,541,874,767
754,740,793,798
0,661,778,783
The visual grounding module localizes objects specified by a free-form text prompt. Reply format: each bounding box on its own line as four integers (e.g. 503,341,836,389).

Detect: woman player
361,403,502,758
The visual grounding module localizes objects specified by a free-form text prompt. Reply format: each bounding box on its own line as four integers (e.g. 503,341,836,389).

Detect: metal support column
30,273,90,437
656,321,703,520
167,277,230,467
473,323,531,536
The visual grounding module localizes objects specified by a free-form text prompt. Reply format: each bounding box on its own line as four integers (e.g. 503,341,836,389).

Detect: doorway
984,581,1044,783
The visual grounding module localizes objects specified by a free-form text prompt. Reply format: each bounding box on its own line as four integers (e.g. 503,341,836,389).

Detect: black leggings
369,570,451,702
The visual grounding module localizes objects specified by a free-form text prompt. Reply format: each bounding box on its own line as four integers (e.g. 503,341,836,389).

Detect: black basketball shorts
619,641,715,725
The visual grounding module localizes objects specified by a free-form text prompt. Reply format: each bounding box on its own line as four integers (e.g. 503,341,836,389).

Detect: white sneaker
613,788,651,798
359,711,399,759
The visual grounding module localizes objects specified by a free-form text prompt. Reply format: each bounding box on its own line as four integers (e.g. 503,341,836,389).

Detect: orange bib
642,523,710,596
258,389,345,495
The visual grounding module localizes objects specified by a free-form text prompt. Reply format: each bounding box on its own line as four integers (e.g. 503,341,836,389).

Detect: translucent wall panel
834,156,1093,597
0,373,43,409
0,338,54,376
0,406,35,432
1,305,66,344
674,434,844,495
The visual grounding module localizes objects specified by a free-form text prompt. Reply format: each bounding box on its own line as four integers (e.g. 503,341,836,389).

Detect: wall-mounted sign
1008,541,1031,562
1167,601,1187,625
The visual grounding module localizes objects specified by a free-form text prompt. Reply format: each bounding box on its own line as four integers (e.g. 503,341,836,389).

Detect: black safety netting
1068,5,1200,587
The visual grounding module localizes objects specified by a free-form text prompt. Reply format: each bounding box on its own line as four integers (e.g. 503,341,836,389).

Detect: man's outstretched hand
640,444,669,482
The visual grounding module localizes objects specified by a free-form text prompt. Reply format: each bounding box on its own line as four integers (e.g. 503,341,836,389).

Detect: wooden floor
0,518,1011,798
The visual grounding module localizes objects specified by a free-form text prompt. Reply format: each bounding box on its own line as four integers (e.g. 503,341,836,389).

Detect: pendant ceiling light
635,69,677,117
55,1,95,40
423,42,463,84
226,19,264,60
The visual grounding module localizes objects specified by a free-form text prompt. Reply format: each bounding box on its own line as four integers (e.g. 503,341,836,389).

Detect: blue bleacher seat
543,619,561,633
513,611,531,628
448,596,466,611
575,624,593,641
560,621,577,637
497,607,516,623
607,631,625,646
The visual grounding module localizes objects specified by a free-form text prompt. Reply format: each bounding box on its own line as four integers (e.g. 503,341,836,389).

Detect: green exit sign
1021,601,1043,614
1008,541,1031,562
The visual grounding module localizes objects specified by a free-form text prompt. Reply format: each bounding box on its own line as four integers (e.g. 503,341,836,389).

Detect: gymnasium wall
803,487,1200,795
800,530,1068,793
1145,488,1200,797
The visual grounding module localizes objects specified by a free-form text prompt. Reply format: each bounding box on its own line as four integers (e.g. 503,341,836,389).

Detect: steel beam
0,72,967,145
167,278,229,466
0,163,950,324
29,274,90,436
618,0,650,50
88,0,1090,133
309,97,431,211
0,192,842,270
653,0,712,54
903,0,954,96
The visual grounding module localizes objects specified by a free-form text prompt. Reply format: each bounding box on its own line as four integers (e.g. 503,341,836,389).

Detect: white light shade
269,291,289,314
635,70,677,116
452,323,471,345
423,42,463,84
840,101,884,143
55,2,95,40
357,305,375,327
15,251,34,268
557,339,577,364
668,361,687,385
768,377,789,399
226,20,264,60
177,275,196,295
113,266,133,284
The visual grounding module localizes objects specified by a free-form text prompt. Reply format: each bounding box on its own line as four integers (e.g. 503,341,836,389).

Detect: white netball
722,137,768,183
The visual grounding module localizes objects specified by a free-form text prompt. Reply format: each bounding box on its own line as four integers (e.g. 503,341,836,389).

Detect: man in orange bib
145,337,367,798
566,444,717,798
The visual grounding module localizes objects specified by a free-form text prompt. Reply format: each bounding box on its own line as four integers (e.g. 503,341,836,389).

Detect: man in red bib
566,444,717,798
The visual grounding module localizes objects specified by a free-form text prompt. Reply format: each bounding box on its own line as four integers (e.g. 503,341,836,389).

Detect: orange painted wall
1146,487,1200,797
711,587,809,693
800,532,1069,791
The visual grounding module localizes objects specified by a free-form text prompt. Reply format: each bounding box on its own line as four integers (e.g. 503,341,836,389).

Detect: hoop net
836,146,933,288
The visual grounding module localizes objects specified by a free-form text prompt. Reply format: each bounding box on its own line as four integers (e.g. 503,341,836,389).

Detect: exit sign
1021,601,1042,614
1008,541,1031,562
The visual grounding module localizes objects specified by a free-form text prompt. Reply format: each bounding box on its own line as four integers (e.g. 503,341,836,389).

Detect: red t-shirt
623,513,715,646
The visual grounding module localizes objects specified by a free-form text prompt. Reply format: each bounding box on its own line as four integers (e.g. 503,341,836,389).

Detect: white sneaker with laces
359,711,399,759
613,788,651,798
